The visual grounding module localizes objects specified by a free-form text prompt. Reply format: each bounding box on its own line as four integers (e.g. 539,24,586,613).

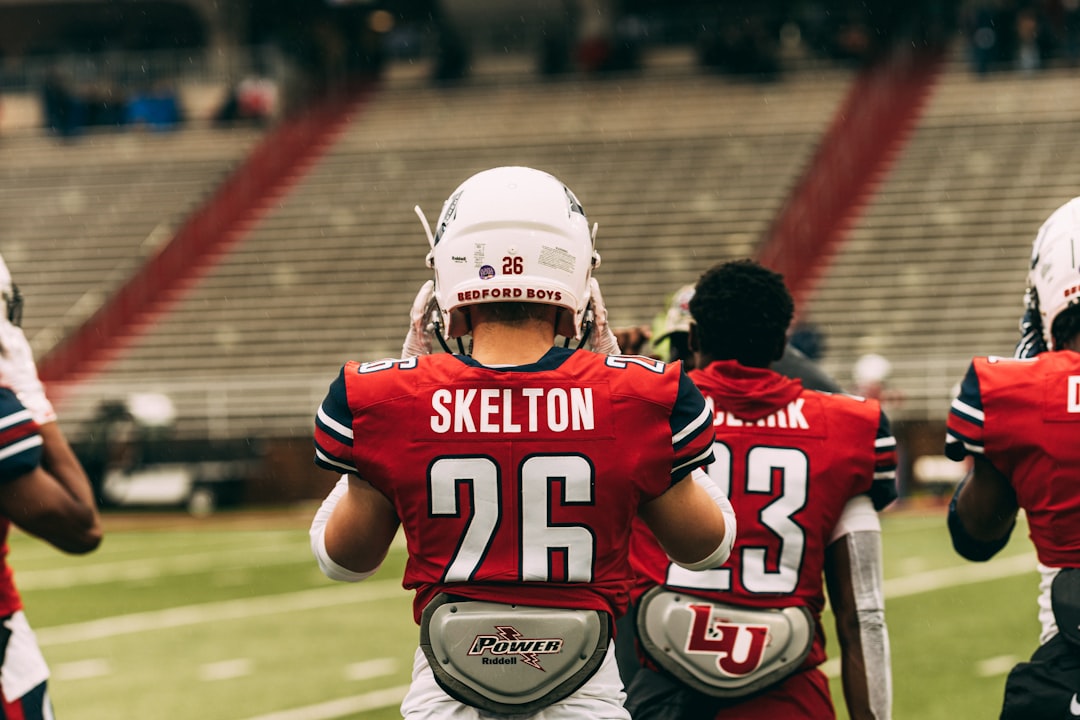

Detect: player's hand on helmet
1014,286,1048,359
584,278,621,356
0,322,56,425
401,280,437,358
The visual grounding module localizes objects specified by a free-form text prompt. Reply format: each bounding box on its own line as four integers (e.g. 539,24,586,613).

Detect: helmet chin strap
432,310,468,355
429,317,464,358
576,303,596,350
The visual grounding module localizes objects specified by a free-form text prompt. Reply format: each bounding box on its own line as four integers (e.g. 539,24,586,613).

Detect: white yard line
30,547,1042,720
35,552,1038,648
51,658,112,680
240,685,411,720
17,546,309,589
200,658,254,681
343,659,398,681
976,655,1020,677
884,552,1037,599
36,580,408,646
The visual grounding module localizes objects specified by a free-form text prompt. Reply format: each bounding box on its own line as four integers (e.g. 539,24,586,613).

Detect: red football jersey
315,348,716,624
946,350,1080,567
631,361,897,670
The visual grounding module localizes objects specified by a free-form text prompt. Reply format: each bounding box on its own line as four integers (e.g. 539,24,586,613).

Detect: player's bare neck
1063,335,1080,352
470,321,556,367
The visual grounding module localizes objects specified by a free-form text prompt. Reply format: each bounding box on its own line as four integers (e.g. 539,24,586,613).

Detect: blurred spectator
125,82,182,130
1016,7,1043,71
852,352,905,412
789,321,826,361
651,283,696,366
215,76,278,126
41,70,75,137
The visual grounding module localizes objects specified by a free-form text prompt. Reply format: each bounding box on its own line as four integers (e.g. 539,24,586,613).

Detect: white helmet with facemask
1029,198,1080,350
420,167,600,342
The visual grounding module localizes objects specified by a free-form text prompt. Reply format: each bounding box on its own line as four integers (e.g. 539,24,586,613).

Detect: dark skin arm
954,455,1019,543
0,421,102,554
825,536,878,720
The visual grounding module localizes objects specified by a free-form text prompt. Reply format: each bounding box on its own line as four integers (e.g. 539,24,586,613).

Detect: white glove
584,278,621,355
401,280,437,358
0,322,56,425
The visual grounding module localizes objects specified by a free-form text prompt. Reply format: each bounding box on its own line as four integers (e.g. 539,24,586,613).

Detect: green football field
12,504,1039,720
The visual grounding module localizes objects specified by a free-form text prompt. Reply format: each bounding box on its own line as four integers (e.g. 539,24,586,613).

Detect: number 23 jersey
631,361,898,667
314,347,716,623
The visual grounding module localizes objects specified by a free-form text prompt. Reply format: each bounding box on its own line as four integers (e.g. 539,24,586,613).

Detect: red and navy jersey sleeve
670,367,716,482
871,408,899,510
945,361,984,461
0,387,42,481
313,364,358,475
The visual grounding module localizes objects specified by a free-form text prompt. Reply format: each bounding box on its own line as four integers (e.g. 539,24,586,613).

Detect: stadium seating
1,126,263,356
15,45,1080,444
808,65,1080,417
31,55,851,440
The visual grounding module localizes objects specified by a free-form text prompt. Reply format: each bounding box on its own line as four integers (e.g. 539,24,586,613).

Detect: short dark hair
1052,303,1080,349
469,302,556,325
689,259,794,367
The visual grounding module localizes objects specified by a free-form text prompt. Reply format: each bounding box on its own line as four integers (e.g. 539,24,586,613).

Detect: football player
651,283,843,391
614,280,845,687
309,166,736,719
946,196,1080,719
625,259,898,720
0,255,103,719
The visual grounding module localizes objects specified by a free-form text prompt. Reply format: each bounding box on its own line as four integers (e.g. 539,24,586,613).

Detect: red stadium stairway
36,83,375,392
755,46,946,306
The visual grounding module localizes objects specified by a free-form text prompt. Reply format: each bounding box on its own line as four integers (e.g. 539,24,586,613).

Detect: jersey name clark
707,397,810,430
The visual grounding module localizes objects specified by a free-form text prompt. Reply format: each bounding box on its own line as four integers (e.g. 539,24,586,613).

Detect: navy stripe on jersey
313,368,358,475
870,410,899,510
670,370,715,481
945,363,984,461
0,388,42,481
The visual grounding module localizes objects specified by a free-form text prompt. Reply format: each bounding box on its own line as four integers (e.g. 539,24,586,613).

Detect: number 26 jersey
314,347,716,624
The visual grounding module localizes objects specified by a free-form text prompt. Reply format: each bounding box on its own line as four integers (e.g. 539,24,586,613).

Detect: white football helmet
1029,197,1080,350
0,253,22,326
655,284,695,342
421,166,600,340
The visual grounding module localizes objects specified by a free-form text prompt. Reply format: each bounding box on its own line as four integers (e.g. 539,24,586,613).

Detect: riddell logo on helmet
1065,283,1080,299
457,289,563,302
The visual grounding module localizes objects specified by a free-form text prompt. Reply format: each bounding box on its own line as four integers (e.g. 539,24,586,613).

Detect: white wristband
671,468,737,571
310,475,378,583
312,524,377,583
